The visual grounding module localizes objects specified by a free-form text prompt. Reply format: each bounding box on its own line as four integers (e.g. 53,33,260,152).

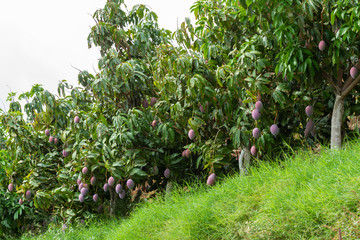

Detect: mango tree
190,0,360,151
0,0,188,227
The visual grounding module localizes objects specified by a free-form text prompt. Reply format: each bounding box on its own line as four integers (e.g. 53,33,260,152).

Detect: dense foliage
1,0,360,237
22,140,360,240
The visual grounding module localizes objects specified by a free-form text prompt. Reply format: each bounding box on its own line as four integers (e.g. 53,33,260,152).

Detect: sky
0,0,196,111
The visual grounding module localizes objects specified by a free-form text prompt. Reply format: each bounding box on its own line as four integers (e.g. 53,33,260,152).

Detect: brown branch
323,72,340,94
339,228,342,240
337,68,343,86
340,74,360,100
114,42,125,57
119,39,131,58
172,125,183,135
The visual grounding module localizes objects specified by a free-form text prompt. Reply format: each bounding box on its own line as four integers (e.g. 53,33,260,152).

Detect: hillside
22,142,360,239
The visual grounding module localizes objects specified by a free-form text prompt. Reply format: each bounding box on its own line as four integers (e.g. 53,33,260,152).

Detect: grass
21,141,360,239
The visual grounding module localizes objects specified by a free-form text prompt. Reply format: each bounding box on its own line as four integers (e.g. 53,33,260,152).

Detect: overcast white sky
0,0,196,111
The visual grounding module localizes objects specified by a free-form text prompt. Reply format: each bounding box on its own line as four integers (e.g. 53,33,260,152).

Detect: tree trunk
239,147,250,175
331,94,344,149
109,186,117,216
109,185,130,216
165,180,173,198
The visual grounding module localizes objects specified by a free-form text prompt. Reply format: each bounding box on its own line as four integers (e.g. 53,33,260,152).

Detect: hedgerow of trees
0,0,360,237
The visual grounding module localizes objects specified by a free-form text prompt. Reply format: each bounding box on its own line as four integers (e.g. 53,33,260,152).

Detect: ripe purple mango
79,194,85,203
270,124,280,136
81,187,89,196
83,183,89,189
350,67,358,79
74,116,80,123
82,167,88,175
255,101,263,111
79,183,84,191
8,183,14,192
250,146,257,156
19,198,24,205
252,109,261,120
90,176,96,186
77,179,81,185
207,173,216,186
54,138,59,145
119,190,126,199
199,104,204,113
252,128,261,139
116,184,122,194
188,129,195,140
150,97,157,107
45,129,50,137
318,40,326,51
151,120,157,127
103,183,109,192
126,179,135,189
97,205,104,214
63,150,69,157
304,128,310,138
108,176,115,186
306,120,314,131
183,149,191,158
49,136,54,143
164,168,170,178
142,99,149,108
305,106,314,117
93,193,99,202
26,190,32,200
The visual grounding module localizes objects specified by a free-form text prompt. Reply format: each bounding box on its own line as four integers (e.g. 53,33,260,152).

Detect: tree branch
119,39,131,58
323,72,340,94
341,74,360,100
337,68,343,86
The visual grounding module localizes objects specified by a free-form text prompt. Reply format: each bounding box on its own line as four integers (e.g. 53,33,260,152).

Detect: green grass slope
22,142,360,240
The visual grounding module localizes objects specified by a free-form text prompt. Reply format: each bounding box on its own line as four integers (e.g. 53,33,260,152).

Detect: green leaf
129,168,147,178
